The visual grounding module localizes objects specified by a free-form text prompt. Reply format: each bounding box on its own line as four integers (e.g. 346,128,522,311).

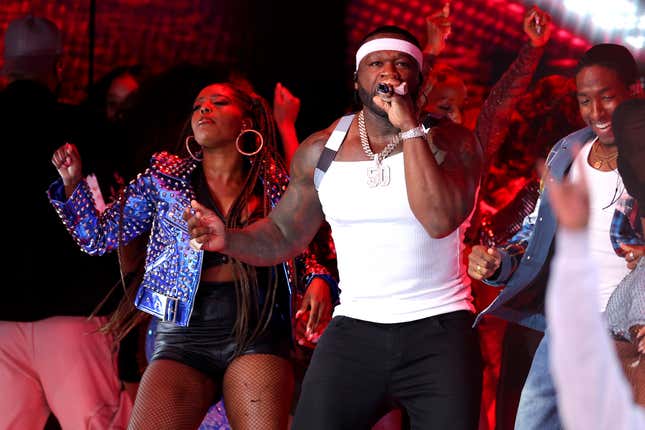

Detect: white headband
355,38,423,71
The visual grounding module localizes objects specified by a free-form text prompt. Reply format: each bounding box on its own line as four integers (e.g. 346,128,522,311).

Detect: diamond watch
398,125,425,142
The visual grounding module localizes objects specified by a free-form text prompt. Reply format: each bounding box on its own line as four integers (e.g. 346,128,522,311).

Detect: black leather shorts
151,281,291,381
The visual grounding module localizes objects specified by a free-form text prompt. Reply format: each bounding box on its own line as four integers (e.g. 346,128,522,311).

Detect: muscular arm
403,120,483,238
223,132,329,266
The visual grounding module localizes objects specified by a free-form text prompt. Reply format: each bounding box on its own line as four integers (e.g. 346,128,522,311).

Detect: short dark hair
360,25,421,49
575,43,639,87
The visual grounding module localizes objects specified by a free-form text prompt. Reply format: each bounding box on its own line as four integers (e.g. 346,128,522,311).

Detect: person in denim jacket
468,44,644,429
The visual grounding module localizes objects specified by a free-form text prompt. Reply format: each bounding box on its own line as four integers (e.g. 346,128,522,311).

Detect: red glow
506,3,525,14
556,29,572,40
549,58,579,68
2,0,614,105
571,37,588,47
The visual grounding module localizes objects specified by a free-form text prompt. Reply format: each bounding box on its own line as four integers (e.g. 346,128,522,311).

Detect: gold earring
185,136,203,161
235,128,264,156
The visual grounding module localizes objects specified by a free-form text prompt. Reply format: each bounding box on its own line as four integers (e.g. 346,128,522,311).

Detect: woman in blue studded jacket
50,81,337,430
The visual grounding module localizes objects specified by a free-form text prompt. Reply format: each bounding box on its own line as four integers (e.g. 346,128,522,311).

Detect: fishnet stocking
128,359,217,430
223,353,294,430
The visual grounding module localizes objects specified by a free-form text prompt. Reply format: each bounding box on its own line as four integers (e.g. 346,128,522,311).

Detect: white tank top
317,152,474,323
569,140,630,311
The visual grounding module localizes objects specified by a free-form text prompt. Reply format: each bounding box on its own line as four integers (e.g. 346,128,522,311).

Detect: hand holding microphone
373,81,419,135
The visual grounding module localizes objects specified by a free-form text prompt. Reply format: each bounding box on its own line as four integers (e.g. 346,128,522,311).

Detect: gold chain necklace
358,110,400,187
590,138,618,169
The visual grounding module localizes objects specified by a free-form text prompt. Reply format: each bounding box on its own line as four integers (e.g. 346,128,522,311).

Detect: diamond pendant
366,156,390,187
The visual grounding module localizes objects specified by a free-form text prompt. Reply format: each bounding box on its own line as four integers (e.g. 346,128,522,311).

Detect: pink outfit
0,316,132,429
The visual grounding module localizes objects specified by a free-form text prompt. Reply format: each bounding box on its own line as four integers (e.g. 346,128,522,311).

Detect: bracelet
398,125,425,142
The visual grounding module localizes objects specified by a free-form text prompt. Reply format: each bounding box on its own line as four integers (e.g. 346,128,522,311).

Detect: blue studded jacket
48,152,338,327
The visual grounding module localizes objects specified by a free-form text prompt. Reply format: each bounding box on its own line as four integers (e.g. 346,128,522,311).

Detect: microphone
376,82,408,95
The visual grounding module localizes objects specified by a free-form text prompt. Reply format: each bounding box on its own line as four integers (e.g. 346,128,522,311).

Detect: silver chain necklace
358,110,400,187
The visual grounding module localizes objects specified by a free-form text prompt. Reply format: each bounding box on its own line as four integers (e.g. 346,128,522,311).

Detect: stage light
563,0,642,31
626,35,644,49
561,0,643,50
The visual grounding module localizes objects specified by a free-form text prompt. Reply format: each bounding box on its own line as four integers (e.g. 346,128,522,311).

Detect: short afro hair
575,43,639,88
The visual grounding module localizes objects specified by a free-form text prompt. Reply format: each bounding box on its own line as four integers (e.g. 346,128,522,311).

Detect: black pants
292,310,482,430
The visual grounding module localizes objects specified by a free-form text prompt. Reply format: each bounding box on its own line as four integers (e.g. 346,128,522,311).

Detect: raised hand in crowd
273,82,301,166
51,143,83,197
523,6,552,48
423,2,451,57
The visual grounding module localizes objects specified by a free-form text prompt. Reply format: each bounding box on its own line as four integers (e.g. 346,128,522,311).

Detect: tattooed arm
403,119,483,238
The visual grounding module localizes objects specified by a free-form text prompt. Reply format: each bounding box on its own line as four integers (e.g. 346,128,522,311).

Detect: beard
356,86,388,118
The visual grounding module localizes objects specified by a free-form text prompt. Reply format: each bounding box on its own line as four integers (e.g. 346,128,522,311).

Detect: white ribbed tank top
569,140,630,311
317,152,474,323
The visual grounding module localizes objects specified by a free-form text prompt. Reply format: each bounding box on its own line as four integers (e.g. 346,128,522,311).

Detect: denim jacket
48,152,337,327
474,127,595,331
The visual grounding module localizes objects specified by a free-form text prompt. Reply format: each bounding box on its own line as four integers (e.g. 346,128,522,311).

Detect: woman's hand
295,276,332,347
523,6,552,48
423,2,451,56
273,82,300,132
51,143,82,197
183,200,227,252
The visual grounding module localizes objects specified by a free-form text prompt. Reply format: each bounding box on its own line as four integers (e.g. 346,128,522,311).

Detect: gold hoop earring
185,136,203,161
235,129,264,156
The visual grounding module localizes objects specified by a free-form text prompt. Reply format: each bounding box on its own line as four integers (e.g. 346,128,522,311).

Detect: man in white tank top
185,25,485,429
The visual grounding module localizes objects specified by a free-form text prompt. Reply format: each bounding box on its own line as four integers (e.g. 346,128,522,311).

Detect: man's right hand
468,245,502,280
184,200,227,252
